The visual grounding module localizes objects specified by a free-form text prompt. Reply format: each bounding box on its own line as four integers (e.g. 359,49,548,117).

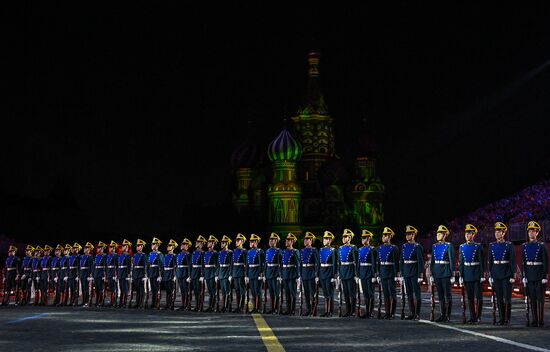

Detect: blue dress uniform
430,225,456,322
31,248,43,305
20,246,34,305
231,233,247,313
92,242,107,306
377,227,399,319
459,224,485,323
50,246,62,306
79,243,94,307
59,245,71,306
67,244,81,306
161,239,178,310
39,246,53,306
175,238,192,310
400,226,425,320
264,233,282,314
357,230,377,319
489,223,515,325
147,238,164,309
132,239,148,309
319,231,338,317
338,229,359,317
105,241,119,307
2,246,21,306
300,232,320,316
117,240,133,308
217,236,233,312
190,236,206,311
281,233,301,315
522,221,549,327
247,234,265,313
203,236,219,312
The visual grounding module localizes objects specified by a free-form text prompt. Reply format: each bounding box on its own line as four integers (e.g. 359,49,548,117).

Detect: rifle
357,279,362,318
429,277,435,322
298,279,303,316
88,277,93,306
523,278,530,326
245,278,250,313
400,277,406,320
156,279,161,310
128,275,133,309
144,277,150,309
313,279,319,317
186,279,192,310
279,278,284,315
199,278,206,312
171,277,177,310
377,277,382,319
460,279,466,324
338,278,343,317
215,279,220,312
262,279,267,314
490,279,497,325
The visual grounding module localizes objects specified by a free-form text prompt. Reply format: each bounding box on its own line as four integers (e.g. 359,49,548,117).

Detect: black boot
497,302,504,325
383,299,390,319
406,299,416,320
446,300,452,322
538,302,545,327
435,302,446,322
505,302,511,325
388,298,395,319
368,298,375,318
468,299,476,324
234,294,241,313
476,298,483,323
531,301,538,327
415,299,421,320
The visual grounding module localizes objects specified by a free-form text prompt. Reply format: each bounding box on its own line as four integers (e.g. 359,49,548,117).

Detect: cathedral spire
296,51,328,116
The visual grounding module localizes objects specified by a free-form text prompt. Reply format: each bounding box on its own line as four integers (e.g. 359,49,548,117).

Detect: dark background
3,3,550,244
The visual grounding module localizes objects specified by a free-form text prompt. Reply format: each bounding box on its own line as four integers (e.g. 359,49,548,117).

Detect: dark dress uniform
20,252,33,305
147,250,164,309
247,245,265,313
39,251,52,306
162,252,177,310
522,222,549,327
203,249,219,312
358,244,376,318
175,248,191,310
231,246,247,313
117,251,132,307
79,252,94,306
217,245,233,312
378,242,399,319
132,251,147,308
265,246,282,314
300,246,319,316
319,242,338,317
105,249,119,307
489,240,515,324
2,251,21,306
31,254,42,305
281,247,301,315
431,234,456,322
67,252,80,306
190,248,204,311
338,243,358,317
93,251,107,306
459,240,484,323
400,242,424,320
50,253,61,306
59,251,70,306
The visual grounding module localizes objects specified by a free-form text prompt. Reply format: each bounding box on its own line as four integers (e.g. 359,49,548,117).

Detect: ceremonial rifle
377,277,382,319
279,278,284,315
429,277,435,322
523,275,530,326
400,277,406,320
298,279,303,316
356,279,362,318
244,277,250,313
338,278,343,317
262,278,267,314
215,278,220,312
490,279,497,325
313,279,320,317
460,278,466,324
199,278,206,312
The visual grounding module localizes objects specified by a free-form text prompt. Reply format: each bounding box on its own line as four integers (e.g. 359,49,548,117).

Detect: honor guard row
2,222,547,327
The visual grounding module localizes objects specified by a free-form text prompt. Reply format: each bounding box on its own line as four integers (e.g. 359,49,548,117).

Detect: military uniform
147,237,164,309
39,245,53,306
319,231,338,317
338,229,358,317
357,230,376,318
79,242,94,307
300,232,319,316
50,245,63,306
31,247,43,305
175,238,192,310
430,225,456,322
67,243,81,306
105,241,119,307
92,242,108,306
58,244,71,306
190,236,206,311
203,236,219,312
20,246,34,306
400,225,424,320
132,239,148,309
264,233,282,314
162,239,178,310
522,221,548,327
217,236,233,312
281,233,300,315
247,234,265,313
231,233,247,313
117,239,132,308
459,224,485,323
2,246,21,306
378,227,399,319
489,222,515,325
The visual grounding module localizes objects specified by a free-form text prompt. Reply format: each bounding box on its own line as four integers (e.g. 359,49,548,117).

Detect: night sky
4,3,550,242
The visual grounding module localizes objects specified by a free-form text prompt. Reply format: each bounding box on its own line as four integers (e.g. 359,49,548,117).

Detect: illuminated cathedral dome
267,127,302,162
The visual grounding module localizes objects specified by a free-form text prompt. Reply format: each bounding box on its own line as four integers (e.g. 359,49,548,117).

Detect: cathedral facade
230,52,384,241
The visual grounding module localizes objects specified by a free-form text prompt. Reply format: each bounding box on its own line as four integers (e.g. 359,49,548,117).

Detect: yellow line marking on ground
252,313,285,352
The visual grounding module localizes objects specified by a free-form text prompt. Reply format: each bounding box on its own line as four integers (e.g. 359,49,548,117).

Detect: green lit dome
267,128,302,162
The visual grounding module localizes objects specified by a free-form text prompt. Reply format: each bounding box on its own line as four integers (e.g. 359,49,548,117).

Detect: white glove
429,276,434,285
296,278,300,286
16,275,20,280
459,277,464,286
260,276,266,282
76,277,80,282
258,276,263,281
228,276,233,282
199,277,204,282
394,277,400,282
244,277,249,284
417,277,423,283
277,277,282,282
355,277,360,284
113,276,117,281
21,275,26,280
522,278,528,285
450,276,456,284
87,277,94,282
315,277,319,284
215,276,219,282
35,277,40,282
64,276,68,282
489,277,494,285
376,277,380,284
142,277,148,282
330,278,336,283
372,277,378,283
54,277,58,283
509,278,515,283
126,277,132,281
542,279,548,284
156,277,161,283
480,277,485,283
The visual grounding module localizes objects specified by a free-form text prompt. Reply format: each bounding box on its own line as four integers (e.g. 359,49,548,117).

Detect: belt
42,268,50,271
233,263,245,266
134,266,144,269
267,263,279,267
33,270,40,272
164,267,174,270
302,263,315,267
340,262,354,265
403,260,417,264
434,260,449,264
380,262,394,266
219,264,230,267
61,267,68,270
95,266,104,269
69,266,78,269
150,265,158,267
24,268,31,271
177,265,187,268
107,265,115,268
526,261,543,266
6,268,16,271
493,260,509,264
51,268,58,271
321,263,333,267
360,263,373,266
282,264,295,268
192,265,201,268
204,265,216,268
464,262,479,266
118,265,127,268
80,267,89,270
248,264,260,267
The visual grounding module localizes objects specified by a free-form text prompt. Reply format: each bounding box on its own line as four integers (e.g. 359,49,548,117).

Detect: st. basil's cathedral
230,52,385,242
